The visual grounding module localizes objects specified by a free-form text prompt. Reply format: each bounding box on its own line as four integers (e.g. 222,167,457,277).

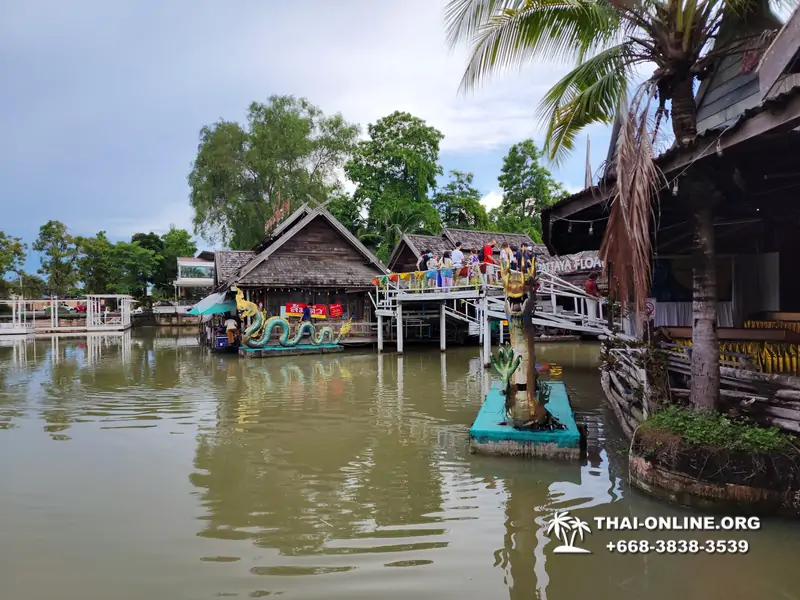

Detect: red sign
285,302,307,317
329,303,343,318
311,304,327,319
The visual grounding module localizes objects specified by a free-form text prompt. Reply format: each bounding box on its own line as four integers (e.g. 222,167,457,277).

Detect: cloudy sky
1,0,613,270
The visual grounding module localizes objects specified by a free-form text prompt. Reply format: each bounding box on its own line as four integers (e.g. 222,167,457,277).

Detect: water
1,331,799,600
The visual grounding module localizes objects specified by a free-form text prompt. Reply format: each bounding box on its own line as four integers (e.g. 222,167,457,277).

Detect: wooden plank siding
238,216,383,288
696,54,762,134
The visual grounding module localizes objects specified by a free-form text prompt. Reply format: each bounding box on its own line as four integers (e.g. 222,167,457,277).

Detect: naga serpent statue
492,258,562,429
231,285,352,348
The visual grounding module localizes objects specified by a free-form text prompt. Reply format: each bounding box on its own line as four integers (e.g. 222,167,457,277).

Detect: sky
1,0,614,273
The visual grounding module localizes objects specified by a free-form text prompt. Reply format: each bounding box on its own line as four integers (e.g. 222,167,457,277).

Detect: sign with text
538,251,604,276
310,304,327,319
285,302,307,317
329,303,343,318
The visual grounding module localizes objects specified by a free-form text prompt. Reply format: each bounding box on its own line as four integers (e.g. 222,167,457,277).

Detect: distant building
174,253,215,301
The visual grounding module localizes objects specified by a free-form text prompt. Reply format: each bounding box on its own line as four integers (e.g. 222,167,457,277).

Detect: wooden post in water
482,296,491,368
440,303,446,352
377,315,384,352
396,303,404,354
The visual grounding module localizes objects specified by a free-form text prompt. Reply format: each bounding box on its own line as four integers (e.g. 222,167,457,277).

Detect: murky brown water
1,331,800,600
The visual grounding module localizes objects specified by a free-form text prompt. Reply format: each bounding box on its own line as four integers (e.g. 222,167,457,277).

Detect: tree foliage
188,95,360,250
32,221,78,296
345,111,444,260
75,232,117,294
157,227,197,291
489,140,566,242
0,231,26,278
432,170,489,230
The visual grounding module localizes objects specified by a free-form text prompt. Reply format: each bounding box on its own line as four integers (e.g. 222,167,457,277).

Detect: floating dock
238,344,344,358
469,380,581,460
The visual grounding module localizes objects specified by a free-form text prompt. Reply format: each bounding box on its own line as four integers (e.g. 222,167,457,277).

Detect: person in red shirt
584,272,600,297
482,240,496,283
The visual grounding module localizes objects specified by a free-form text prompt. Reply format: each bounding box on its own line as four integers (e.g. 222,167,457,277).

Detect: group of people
414,240,539,291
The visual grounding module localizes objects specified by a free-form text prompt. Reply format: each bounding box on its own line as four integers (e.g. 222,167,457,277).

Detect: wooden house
213,204,388,323
386,227,548,273
542,6,800,334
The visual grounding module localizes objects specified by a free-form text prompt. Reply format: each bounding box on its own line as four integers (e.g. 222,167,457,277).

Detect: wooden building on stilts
542,8,800,438
212,204,389,343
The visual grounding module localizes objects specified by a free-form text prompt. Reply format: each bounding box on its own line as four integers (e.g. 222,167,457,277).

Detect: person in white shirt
224,316,239,344
451,242,464,285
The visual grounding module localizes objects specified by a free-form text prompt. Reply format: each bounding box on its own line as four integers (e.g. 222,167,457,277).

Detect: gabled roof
228,204,388,288
442,227,549,256
251,203,313,253
214,250,255,287
196,250,215,261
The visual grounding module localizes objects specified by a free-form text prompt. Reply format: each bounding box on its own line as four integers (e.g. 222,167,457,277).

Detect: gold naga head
231,283,257,317
501,257,537,315
338,318,353,337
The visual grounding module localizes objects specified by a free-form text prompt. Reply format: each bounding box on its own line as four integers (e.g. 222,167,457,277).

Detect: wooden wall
389,243,420,273
272,217,368,265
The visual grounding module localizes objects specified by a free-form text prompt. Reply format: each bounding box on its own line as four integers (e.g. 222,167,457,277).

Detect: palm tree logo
545,511,592,554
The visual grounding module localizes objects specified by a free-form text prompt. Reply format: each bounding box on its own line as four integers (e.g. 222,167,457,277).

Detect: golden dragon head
231,284,257,318
338,318,353,338
501,257,537,316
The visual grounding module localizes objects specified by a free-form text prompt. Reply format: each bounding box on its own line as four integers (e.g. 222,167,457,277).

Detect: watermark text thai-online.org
592,516,760,531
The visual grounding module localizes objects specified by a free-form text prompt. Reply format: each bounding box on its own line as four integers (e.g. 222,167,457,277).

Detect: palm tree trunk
670,75,697,145
690,201,720,411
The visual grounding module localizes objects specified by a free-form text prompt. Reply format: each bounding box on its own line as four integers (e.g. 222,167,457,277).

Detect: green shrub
643,405,794,453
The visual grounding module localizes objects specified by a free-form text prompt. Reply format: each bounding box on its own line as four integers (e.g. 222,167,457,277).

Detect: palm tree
446,0,786,410
545,510,574,544
568,515,592,547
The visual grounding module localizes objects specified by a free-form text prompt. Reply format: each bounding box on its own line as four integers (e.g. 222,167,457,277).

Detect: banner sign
329,303,343,318
310,304,327,319
537,251,604,276
285,302,307,317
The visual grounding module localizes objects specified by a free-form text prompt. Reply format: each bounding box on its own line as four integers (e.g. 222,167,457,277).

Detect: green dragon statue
497,257,561,429
232,285,352,348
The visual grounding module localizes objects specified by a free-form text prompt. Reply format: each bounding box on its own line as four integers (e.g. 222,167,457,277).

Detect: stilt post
396,302,404,354
377,315,384,352
482,296,491,368
440,302,446,352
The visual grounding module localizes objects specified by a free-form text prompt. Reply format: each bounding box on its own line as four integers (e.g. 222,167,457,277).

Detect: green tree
75,232,117,293
157,227,197,291
489,141,566,242
432,170,490,230
188,95,360,250
446,0,783,411
0,231,26,279
32,221,78,296
9,272,47,298
111,241,159,298
325,185,365,236
345,111,443,260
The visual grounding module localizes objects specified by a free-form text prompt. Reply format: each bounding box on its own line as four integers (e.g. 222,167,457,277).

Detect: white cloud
480,189,503,211
226,1,569,154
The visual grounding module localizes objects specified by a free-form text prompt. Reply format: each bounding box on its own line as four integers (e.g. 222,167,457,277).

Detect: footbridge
370,265,618,366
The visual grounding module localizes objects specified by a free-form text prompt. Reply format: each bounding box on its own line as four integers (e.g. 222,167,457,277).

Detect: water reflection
2,335,800,600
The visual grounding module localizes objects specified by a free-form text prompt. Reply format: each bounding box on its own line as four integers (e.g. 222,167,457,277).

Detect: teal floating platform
238,344,344,359
469,381,581,460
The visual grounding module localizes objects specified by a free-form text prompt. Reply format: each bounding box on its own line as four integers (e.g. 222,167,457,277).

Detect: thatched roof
224,204,388,289
442,228,548,255
214,250,255,287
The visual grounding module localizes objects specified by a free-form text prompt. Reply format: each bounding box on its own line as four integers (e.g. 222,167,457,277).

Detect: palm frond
446,0,622,93
600,84,665,321
538,42,637,163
